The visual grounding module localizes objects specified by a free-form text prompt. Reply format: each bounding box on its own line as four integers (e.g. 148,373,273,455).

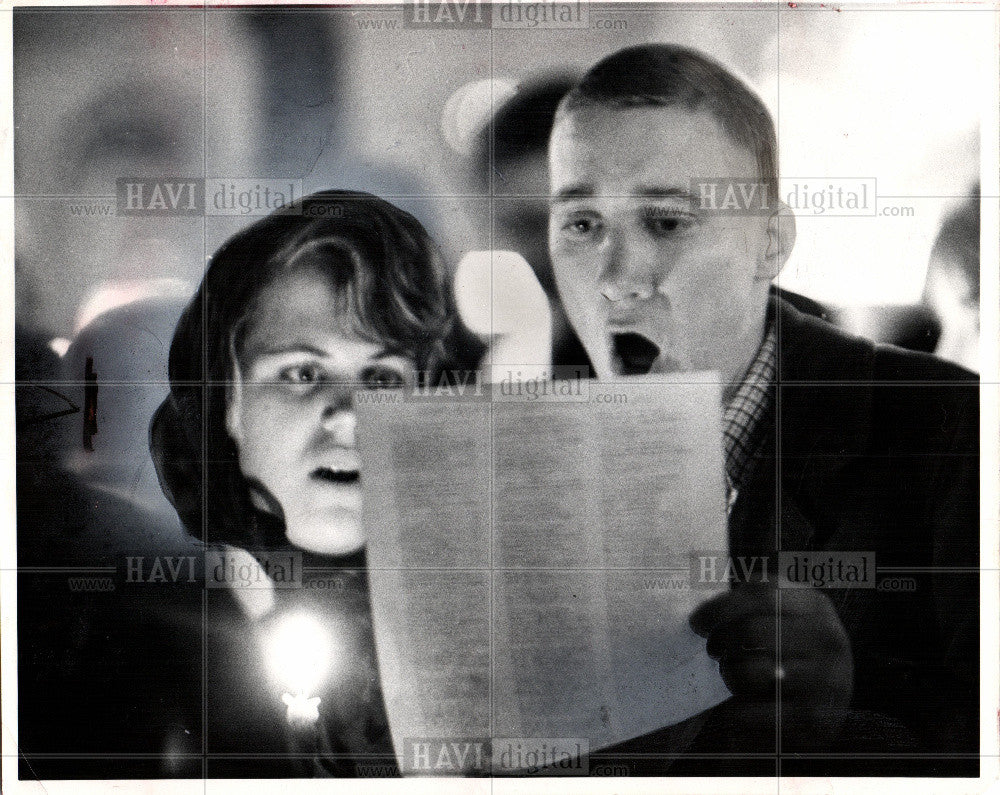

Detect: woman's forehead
240,266,358,350
258,264,342,312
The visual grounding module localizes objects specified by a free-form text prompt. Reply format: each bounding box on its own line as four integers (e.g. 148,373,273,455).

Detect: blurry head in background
467,75,592,373
548,44,793,389
14,9,343,526
470,74,577,291
58,295,192,512
923,184,980,372
151,191,484,556
14,8,342,345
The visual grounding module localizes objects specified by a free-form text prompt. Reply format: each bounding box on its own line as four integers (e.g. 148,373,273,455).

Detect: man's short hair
558,43,778,192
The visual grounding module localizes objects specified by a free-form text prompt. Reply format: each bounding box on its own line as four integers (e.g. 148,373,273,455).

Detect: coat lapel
730,298,876,556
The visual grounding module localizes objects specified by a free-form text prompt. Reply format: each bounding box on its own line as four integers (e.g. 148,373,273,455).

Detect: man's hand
690,584,853,750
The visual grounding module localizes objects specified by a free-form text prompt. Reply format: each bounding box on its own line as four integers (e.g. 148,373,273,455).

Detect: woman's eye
361,365,405,390
279,364,325,385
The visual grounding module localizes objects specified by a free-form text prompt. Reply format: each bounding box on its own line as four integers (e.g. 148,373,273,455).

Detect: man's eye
645,213,691,236
361,365,405,390
279,364,325,385
561,215,601,237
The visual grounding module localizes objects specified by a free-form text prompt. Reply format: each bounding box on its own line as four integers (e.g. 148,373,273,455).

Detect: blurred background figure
922,185,980,372
828,185,981,365
58,289,193,530
461,74,592,374
14,8,347,778
15,9,343,345
15,8,344,533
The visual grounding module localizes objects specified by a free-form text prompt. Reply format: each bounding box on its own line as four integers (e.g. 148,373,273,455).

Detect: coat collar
771,294,876,476
728,296,877,554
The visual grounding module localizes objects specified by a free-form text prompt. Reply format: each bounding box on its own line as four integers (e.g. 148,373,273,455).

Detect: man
547,44,978,776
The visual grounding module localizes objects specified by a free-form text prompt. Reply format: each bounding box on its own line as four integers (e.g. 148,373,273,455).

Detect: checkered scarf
722,323,777,515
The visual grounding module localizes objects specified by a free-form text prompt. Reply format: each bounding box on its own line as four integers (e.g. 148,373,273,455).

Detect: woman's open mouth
311,467,360,484
611,332,661,376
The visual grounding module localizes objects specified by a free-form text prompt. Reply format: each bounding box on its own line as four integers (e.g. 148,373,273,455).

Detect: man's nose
597,233,657,303
320,390,356,447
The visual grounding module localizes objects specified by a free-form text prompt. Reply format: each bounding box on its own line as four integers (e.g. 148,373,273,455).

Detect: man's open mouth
311,467,360,484
611,332,660,376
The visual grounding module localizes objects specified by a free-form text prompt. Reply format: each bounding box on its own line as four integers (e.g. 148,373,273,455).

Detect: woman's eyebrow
551,184,594,204
252,343,402,361
254,343,330,358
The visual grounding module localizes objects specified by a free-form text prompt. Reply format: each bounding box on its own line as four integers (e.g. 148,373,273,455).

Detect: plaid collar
723,322,777,514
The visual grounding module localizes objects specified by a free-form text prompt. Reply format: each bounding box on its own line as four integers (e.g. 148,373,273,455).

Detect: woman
149,190,484,776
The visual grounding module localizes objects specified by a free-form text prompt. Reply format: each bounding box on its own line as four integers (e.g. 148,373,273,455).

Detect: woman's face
226,264,415,555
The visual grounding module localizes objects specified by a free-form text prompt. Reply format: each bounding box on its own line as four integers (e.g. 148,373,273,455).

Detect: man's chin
284,506,365,556
647,352,686,375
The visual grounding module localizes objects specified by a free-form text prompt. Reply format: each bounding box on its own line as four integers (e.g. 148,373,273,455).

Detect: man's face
548,105,778,384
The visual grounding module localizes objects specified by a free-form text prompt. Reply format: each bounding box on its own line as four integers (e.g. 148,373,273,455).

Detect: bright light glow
263,612,334,696
769,11,986,305
281,692,321,727
48,337,71,357
454,250,552,382
72,277,193,334
441,79,519,155
454,250,550,334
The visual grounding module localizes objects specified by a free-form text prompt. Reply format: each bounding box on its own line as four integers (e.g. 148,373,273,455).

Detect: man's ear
225,360,244,445
757,200,796,281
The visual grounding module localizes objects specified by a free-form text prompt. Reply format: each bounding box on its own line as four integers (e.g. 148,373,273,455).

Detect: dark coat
603,297,979,776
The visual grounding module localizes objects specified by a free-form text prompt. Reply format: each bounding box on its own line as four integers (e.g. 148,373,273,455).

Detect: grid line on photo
201,5,208,788
8,1,993,785
775,5,785,776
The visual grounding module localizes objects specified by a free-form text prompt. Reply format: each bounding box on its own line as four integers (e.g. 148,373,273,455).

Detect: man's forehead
549,103,757,189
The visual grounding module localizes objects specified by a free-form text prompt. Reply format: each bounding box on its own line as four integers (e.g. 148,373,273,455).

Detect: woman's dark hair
150,190,484,549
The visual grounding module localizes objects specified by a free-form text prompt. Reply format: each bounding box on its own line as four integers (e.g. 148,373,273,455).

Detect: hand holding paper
691,582,854,749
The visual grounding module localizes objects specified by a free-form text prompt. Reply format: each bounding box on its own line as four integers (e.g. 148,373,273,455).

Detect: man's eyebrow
551,184,698,202
635,185,697,202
